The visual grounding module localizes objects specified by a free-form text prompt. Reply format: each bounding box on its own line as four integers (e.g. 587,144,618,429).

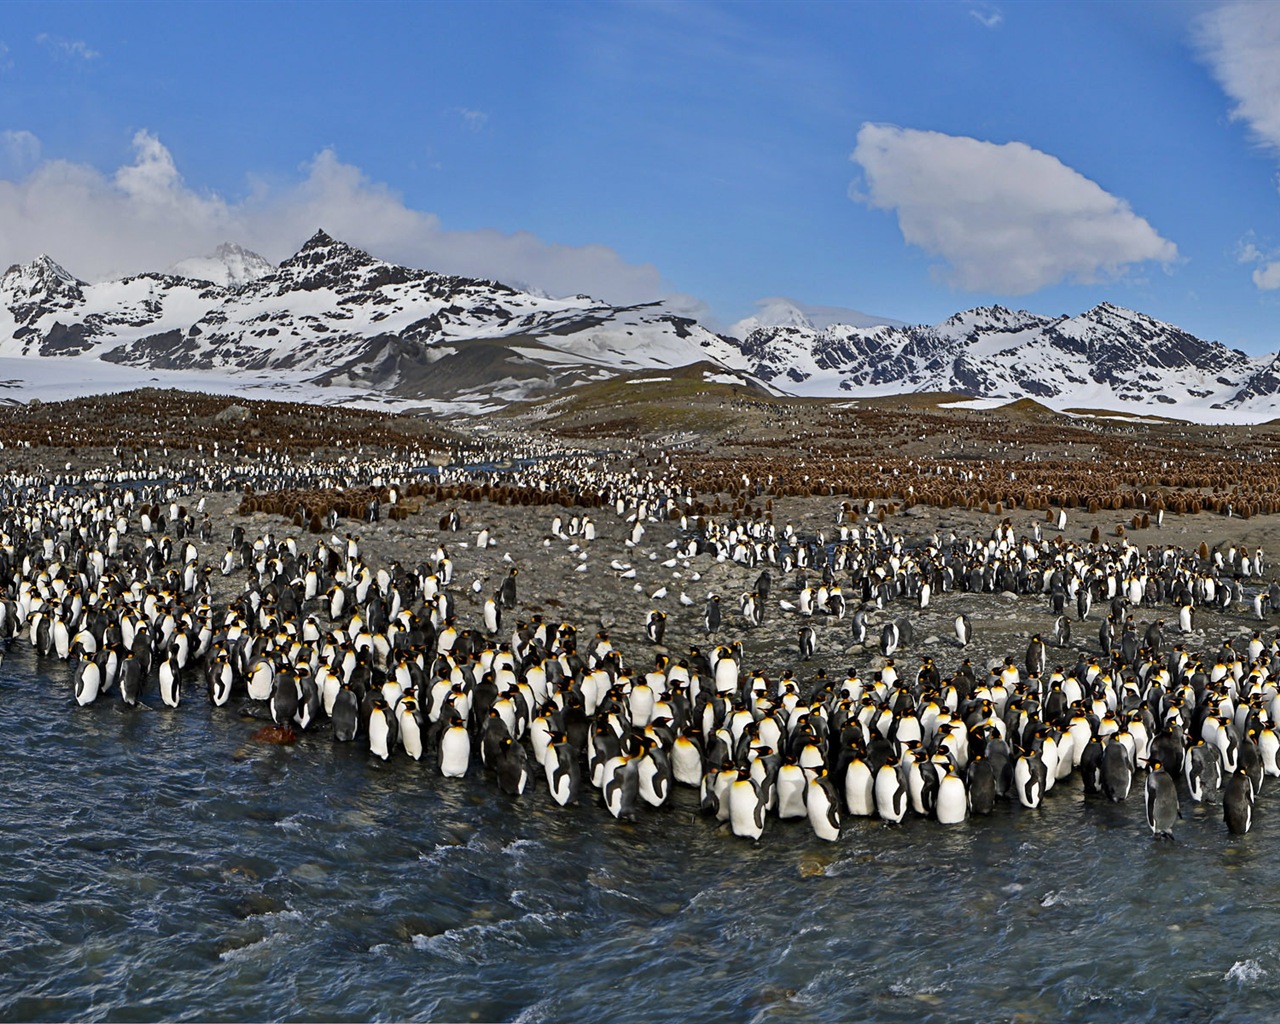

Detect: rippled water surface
3,641,1278,1023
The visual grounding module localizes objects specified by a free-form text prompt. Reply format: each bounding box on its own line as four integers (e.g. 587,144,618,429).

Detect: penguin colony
8,435,1278,848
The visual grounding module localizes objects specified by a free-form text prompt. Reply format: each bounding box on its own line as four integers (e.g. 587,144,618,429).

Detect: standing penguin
438,715,471,778
645,609,667,646
728,768,765,840
954,614,972,648
1144,761,1180,840
545,731,581,806
1224,768,1255,834
806,770,841,842
704,594,721,634
495,736,530,796
850,606,867,645
875,758,907,824
1102,741,1133,802
798,624,817,661
935,766,969,824
498,568,519,610
603,749,641,822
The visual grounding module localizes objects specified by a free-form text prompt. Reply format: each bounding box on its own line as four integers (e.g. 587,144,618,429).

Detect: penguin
603,751,641,822
332,684,360,742
965,754,997,815
798,624,817,662
954,613,971,648
118,654,143,708
1224,768,1254,834
73,657,102,707
438,715,471,778
545,732,581,806
367,698,397,761
850,606,867,645
483,597,501,636
727,768,766,840
495,736,530,796
843,754,876,816
1053,615,1072,648
1144,761,1180,840
645,609,667,646
1014,750,1044,809
880,622,900,658
935,766,969,825
1102,741,1132,802
775,760,809,819
498,568,519,610
875,759,907,823
158,646,182,709
704,594,721,634
806,770,841,842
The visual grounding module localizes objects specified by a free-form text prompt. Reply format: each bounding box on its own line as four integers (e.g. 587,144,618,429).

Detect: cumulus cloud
1196,3,1280,152
850,123,1178,294
0,131,701,313
1236,234,1280,290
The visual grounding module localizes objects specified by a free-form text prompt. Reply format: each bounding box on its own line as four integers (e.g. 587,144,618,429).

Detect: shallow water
2,640,1278,1024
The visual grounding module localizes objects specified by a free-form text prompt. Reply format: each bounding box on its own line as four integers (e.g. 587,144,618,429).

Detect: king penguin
1144,761,1179,840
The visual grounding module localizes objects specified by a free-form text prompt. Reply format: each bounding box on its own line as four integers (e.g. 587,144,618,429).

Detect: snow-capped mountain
5,230,1280,420
168,243,275,287
733,302,1277,416
0,230,753,407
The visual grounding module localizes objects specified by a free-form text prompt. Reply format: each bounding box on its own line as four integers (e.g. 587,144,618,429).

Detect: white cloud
0,41,12,72
849,123,1178,294
1196,3,1280,152
35,33,99,62
1,130,40,171
969,5,1003,29
0,131,702,313
1253,261,1280,290
456,108,489,133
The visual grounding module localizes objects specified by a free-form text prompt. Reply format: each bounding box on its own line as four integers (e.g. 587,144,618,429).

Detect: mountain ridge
1,231,1277,420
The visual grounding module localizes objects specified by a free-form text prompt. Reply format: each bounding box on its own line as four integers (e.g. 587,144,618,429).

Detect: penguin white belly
729,778,764,840
775,765,808,819
844,760,875,816
806,778,840,841
439,727,470,777
936,773,969,824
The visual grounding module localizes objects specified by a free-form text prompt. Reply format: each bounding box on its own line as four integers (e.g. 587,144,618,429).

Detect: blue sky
3,1,1280,350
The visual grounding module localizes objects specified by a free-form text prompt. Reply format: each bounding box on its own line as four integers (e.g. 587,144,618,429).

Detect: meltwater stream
2,638,1278,1023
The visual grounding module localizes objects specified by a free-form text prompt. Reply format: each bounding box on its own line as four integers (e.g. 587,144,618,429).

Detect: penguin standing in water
728,768,765,840
495,735,530,796
332,683,359,742
1224,768,1255,834
603,746,641,822
545,731,581,806
1102,741,1132,802
438,715,471,778
1144,761,1180,840
875,758,907,824
935,765,969,824
806,770,841,842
